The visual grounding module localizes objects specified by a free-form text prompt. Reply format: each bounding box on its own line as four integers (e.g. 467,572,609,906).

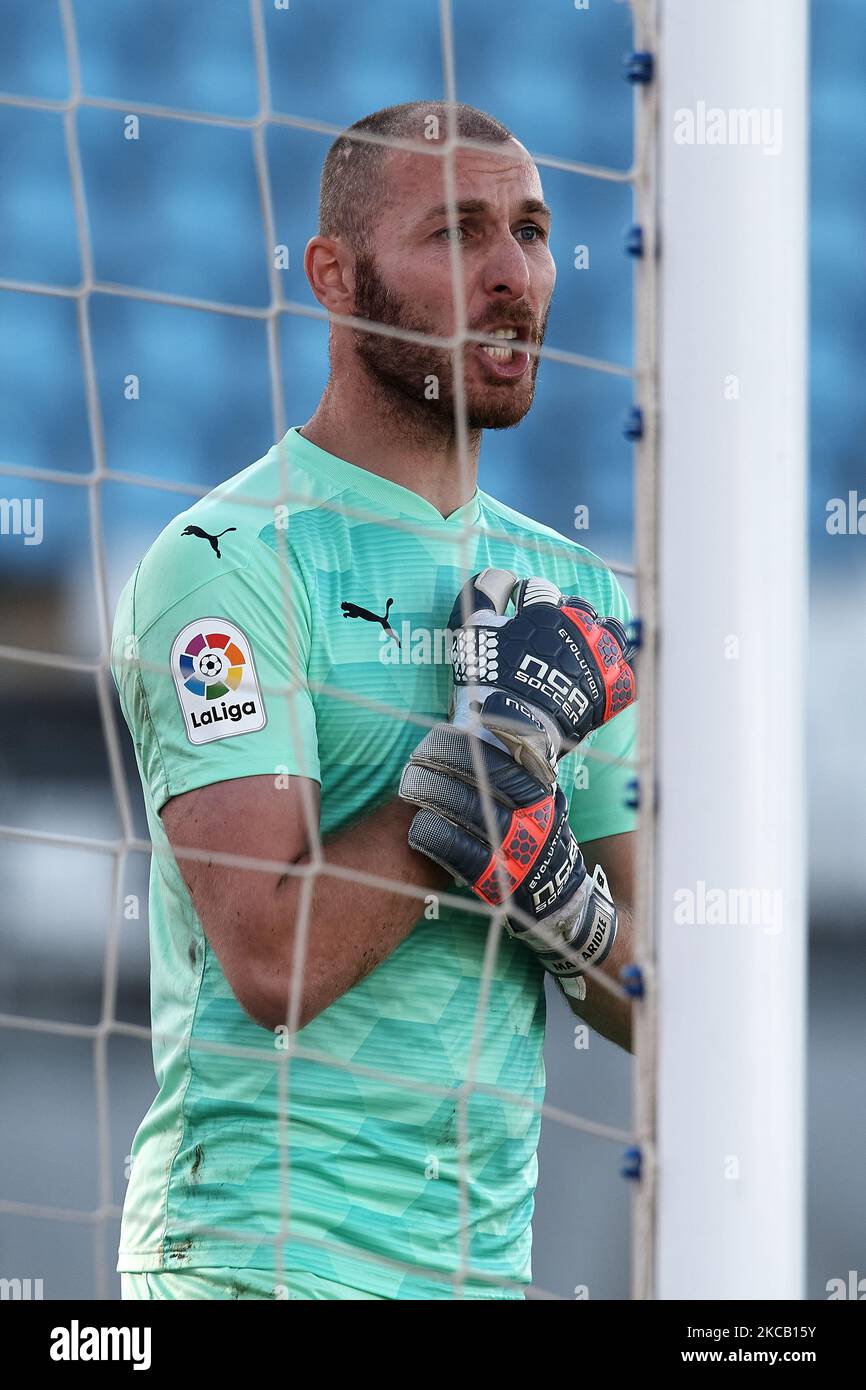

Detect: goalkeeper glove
447,569,636,787
399,722,617,998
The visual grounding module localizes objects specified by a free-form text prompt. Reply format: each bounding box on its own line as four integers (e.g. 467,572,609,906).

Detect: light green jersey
111,426,636,1299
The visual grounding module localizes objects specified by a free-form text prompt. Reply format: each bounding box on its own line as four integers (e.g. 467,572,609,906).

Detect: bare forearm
270,797,448,1028
562,905,633,1051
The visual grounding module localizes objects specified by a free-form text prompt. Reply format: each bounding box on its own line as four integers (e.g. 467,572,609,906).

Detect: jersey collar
285,427,482,528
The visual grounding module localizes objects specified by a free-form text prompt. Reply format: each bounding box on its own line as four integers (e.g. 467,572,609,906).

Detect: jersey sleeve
111,538,320,813
566,566,638,844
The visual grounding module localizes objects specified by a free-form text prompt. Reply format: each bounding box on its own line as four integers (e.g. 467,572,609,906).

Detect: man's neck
300,372,481,519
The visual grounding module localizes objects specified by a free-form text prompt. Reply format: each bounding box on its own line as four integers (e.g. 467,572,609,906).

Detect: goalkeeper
112,101,638,1301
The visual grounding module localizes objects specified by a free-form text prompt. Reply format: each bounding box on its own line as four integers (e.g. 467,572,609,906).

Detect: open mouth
474,327,532,380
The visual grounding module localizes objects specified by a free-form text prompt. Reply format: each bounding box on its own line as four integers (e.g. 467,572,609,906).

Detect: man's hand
448,569,636,787
398,568,636,997
399,723,617,996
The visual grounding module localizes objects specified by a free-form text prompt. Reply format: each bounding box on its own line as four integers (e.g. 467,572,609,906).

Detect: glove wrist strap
509,862,617,987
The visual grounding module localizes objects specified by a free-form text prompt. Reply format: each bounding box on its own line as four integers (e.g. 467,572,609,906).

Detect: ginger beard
350,248,550,432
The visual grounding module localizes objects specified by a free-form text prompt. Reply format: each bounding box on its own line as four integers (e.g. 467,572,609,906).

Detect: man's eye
437,226,466,242
517,225,545,243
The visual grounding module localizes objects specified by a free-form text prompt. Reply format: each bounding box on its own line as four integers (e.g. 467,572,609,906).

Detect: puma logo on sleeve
181,525,237,559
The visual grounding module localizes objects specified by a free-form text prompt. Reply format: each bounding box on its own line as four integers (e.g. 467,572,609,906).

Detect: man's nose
480,231,532,301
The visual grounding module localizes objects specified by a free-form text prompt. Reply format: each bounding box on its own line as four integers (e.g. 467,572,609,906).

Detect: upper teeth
481,328,520,361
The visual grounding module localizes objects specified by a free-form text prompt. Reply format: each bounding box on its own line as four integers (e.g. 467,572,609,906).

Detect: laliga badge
171,618,267,745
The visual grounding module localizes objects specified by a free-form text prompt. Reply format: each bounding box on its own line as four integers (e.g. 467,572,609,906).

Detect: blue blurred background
0,0,862,1299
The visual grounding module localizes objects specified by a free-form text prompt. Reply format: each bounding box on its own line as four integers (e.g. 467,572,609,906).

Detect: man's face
350,139,556,430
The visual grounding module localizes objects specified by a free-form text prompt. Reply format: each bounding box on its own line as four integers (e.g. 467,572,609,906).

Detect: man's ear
304,235,355,314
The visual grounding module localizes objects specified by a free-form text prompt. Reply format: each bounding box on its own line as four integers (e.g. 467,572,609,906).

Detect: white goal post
638,0,808,1299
